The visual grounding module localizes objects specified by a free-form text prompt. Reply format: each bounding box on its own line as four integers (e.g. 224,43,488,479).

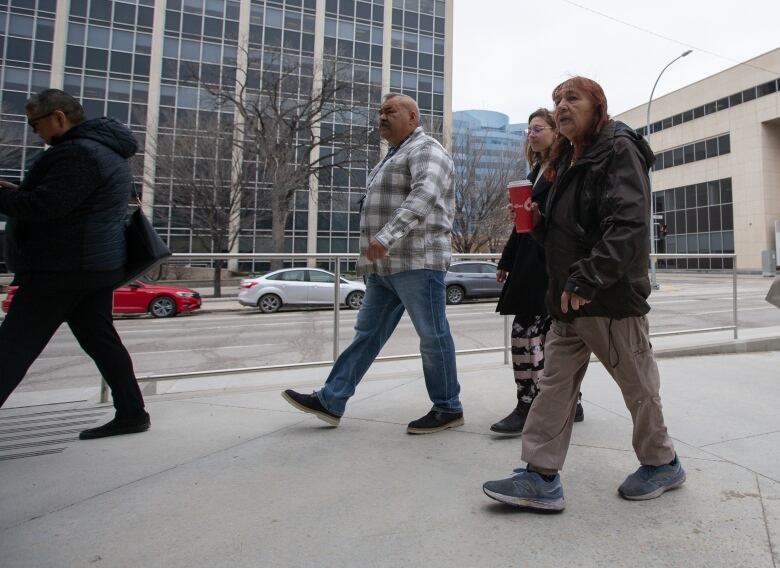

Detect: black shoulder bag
120,184,171,287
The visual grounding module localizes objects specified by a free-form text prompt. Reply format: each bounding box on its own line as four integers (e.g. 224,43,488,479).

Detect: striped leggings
511,314,552,405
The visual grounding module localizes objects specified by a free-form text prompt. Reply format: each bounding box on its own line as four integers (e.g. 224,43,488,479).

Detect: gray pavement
2,349,780,567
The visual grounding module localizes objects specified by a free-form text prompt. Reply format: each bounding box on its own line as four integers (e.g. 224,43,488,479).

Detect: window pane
281,270,305,281
721,178,732,203
6,37,32,61
694,141,706,161
706,138,718,158
683,143,694,164
709,206,721,231
674,187,685,210
723,231,734,252
721,204,733,230
685,185,697,209
665,189,675,211
697,207,709,232
309,270,335,283
686,209,697,233
718,134,730,154
711,231,723,252
694,183,706,206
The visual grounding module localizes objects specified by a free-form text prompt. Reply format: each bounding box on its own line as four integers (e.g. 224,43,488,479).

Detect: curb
653,335,780,358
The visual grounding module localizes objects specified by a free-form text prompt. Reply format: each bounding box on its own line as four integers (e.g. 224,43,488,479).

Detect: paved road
5,273,780,394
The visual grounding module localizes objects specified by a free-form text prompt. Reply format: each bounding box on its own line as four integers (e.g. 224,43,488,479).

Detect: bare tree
152,114,251,296
202,54,376,269
451,132,525,253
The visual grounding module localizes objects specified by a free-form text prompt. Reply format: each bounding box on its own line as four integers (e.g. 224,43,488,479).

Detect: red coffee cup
507,180,533,233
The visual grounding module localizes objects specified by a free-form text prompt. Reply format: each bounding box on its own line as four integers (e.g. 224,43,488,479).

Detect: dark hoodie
0,117,138,279
538,120,656,321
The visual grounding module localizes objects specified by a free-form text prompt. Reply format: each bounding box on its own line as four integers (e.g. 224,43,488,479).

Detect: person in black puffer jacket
0,89,150,439
483,77,684,512
490,108,583,436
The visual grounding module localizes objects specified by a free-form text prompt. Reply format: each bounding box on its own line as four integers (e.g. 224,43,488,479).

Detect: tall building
0,0,453,271
452,109,526,183
450,109,526,252
615,48,780,272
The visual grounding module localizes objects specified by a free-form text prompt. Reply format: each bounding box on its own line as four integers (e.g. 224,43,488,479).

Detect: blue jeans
317,269,462,416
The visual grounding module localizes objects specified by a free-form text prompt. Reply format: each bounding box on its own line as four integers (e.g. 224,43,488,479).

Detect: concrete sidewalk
1,350,779,567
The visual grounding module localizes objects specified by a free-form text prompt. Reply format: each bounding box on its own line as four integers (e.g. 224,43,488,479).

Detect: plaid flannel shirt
357,127,454,276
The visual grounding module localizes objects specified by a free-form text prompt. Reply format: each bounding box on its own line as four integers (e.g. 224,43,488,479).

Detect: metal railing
99,251,738,401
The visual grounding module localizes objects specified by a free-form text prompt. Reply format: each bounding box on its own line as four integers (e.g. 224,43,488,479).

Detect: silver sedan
238,268,366,313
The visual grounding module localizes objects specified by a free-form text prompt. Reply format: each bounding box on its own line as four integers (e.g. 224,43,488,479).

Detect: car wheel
346,290,364,309
258,293,282,313
446,285,464,305
149,296,177,318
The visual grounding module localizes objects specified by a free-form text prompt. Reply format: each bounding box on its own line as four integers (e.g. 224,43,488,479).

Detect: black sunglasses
27,111,55,129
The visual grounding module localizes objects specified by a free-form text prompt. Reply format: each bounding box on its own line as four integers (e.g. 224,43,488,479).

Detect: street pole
645,49,692,290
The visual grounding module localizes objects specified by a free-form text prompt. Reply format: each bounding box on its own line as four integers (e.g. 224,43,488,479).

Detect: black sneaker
407,410,464,434
490,405,529,436
79,412,151,440
282,389,340,426
574,402,585,423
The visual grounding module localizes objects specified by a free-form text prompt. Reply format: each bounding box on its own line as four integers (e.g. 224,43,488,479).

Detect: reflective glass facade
451,110,526,183
652,133,730,172
654,178,734,270
0,0,57,179
0,0,451,269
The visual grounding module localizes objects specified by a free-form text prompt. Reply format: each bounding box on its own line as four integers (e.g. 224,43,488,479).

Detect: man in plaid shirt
283,93,464,434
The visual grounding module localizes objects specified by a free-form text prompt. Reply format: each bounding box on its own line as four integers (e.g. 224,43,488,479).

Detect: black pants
0,283,145,417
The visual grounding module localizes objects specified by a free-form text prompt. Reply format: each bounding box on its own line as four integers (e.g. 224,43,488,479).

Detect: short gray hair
26,89,86,124
382,93,419,116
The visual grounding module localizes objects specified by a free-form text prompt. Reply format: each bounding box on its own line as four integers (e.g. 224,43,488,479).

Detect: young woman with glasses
490,108,584,436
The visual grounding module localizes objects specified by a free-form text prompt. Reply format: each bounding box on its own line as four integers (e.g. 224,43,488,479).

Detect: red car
1,280,201,318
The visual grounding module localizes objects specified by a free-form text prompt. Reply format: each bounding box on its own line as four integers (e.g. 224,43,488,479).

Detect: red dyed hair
545,76,610,180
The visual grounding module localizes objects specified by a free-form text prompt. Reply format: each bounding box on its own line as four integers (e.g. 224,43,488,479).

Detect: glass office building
0,0,453,270
452,109,526,183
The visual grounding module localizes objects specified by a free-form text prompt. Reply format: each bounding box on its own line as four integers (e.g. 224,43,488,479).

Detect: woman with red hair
483,77,685,511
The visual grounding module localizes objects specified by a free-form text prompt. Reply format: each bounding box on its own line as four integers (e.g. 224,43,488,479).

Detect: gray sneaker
483,468,566,511
618,456,686,500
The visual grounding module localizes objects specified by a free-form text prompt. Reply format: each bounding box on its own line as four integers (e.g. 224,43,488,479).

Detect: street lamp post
645,49,692,290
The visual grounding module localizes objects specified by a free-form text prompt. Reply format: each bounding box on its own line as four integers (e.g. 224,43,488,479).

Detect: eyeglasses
27,111,55,131
525,126,553,135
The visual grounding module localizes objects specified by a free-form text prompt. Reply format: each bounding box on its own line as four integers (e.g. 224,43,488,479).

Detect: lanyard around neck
368,130,415,185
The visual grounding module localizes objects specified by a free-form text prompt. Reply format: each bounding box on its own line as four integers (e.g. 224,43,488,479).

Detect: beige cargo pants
521,315,676,474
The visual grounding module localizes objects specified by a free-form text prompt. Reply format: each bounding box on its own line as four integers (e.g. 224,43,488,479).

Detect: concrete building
0,0,453,271
615,48,780,272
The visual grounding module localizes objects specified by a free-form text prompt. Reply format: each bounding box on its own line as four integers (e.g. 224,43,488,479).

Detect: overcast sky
452,0,780,125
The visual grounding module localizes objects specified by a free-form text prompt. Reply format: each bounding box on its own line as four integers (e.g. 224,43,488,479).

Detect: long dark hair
524,108,556,169
546,76,610,180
